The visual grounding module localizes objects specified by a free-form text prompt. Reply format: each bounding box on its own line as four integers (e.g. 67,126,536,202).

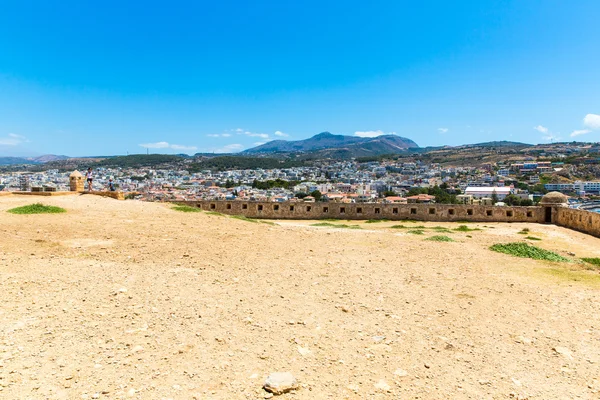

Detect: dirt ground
1,194,600,400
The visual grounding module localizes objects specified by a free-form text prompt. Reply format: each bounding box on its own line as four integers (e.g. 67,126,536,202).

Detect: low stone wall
175,200,545,223
11,191,78,197
555,207,600,237
87,191,125,200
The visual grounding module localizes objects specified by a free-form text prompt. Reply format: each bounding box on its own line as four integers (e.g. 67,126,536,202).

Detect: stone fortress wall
555,207,600,237
177,200,547,223
175,196,600,239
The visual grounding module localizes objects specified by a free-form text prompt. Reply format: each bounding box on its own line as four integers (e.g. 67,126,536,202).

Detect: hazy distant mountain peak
243,132,418,156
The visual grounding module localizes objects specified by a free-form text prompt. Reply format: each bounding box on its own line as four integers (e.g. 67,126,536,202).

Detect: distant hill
28,154,70,163
0,157,37,165
243,132,418,157
467,141,532,148
94,154,185,168
0,154,69,165
188,156,306,172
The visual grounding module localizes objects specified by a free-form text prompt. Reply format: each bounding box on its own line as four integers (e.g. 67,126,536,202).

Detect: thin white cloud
534,125,548,134
170,144,198,151
140,141,170,149
438,128,448,134
253,142,266,146
0,133,28,146
583,114,600,130
570,129,591,138
354,130,395,138
228,128,282,140
215,143,244,153
207,133,232,138
241,131,269,139
139,142,197,152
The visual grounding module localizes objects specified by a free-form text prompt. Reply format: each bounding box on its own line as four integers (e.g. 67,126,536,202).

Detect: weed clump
489,242,569,262
7,203,66,214
454,225,481,232
231,215,257,223
581,258,600,270
390,225,406,229
426,235,454,242
407,229,425,235
172,205,202,213
311,222,361,229
525,236,541,241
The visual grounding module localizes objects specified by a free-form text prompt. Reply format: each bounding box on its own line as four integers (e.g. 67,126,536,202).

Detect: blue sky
1,0,599,156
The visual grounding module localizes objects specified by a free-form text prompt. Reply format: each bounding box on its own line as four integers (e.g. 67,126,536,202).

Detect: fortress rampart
175,200,547,223
554,207,600,237
173,199,600,238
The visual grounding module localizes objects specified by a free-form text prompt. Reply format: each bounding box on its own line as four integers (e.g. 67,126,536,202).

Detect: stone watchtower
69,170,84,192
539,191,569,224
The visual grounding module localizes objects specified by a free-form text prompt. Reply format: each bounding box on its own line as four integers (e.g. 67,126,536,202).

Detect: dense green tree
503,194,521,206
310,190,322,201
531,183,549,194
251,179,299,190
407,187,428,196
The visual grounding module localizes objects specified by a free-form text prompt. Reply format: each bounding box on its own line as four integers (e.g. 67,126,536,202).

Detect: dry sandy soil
1,195,600,400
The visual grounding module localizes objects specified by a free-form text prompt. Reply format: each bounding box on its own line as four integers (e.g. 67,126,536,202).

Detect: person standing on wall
86,167,93,191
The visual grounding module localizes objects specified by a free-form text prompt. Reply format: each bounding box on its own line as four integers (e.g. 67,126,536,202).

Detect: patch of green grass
581,258,600,270
466,235,473,238
407,229,425,235
7,203,66,214
230,215,257,223
489,242,570,262
365,219,388,223
259,220,276,226
391,225,426,229
172,205,202,213
454,225,481,232
206,211,225,216
311,222,361,229
431,226,453,233
517,228,530,235
425,235,455,242
525,236,541,241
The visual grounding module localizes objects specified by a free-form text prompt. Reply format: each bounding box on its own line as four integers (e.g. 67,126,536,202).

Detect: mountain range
0,154,69,165
242,132,418,157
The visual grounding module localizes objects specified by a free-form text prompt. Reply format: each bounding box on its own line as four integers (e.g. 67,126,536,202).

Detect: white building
573,181,600,195
464,186,512,200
